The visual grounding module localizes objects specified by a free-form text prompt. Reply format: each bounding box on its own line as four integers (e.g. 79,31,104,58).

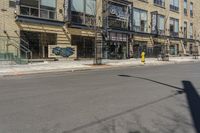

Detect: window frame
19,0,57,20
133,8,148,33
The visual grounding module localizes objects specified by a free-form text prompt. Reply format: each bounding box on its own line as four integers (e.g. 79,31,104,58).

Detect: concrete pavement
0,56,199,76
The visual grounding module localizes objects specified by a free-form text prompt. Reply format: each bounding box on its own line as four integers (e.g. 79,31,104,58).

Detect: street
0,62,199,133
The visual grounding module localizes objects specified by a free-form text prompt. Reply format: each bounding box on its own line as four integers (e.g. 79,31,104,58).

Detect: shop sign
151,11,158,34
109,33,128,42
109,5,129,20
122,34,128,42
117,34,122,41
48,45,77,58
110,32,117,41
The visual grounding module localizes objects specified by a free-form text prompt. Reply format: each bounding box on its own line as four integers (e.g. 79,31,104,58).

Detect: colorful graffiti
52,47,75,57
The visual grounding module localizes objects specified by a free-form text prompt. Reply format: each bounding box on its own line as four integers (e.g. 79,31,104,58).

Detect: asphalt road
0,62,200,133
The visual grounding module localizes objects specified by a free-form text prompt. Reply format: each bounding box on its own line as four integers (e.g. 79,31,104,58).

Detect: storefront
105,32,128,59
103,0,132,59
132,41,147,58
71,35,95,58
20,31,57,59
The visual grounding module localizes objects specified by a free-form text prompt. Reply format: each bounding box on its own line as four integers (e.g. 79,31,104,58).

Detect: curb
1,60,200,77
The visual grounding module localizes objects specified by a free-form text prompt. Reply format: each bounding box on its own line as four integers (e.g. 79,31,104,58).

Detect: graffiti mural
48,45,77,58
52,47,75,57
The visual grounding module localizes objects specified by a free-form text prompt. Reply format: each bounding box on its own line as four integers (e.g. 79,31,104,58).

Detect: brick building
0,0,199,62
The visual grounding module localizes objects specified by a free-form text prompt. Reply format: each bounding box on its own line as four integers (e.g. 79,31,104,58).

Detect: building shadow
119,75,200,133
182,81,200,133
62,75,200,133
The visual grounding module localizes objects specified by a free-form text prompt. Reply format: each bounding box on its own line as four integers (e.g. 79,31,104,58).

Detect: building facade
131,0,200,58
0,0,200,62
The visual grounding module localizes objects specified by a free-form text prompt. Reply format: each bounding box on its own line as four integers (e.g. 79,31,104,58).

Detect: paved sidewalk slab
0,57,199,76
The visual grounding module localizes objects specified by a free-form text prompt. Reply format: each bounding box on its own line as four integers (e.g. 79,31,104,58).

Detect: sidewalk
0,56,199,76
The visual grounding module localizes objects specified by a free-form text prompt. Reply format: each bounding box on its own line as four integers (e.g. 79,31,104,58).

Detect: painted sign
48,45,77,58
109,4,129,20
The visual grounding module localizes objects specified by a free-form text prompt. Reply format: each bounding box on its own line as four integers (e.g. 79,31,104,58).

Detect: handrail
20,38,30,49
9,39,31,53
7,39,32,62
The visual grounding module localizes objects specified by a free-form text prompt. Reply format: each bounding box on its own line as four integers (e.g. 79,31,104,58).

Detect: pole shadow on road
62,75,200,133
63,75,200,133
118,75,200,133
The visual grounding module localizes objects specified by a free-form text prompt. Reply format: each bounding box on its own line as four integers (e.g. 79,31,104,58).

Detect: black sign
151,11,158,34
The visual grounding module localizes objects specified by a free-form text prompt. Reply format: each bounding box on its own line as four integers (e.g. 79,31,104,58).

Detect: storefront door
21,31,57,59
71,35,95,58
108,41,127,59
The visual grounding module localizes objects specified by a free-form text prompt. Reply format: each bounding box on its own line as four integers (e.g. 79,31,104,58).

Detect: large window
190,23,193,38
184,0,187,16
154,0,165,7
183,21,187,38
20,0,56,19
107,2,129,30
71,0,96,25
170,18,179,37
133,8,148,32
190,2,193,17
157,15,165,35
170,0,179,12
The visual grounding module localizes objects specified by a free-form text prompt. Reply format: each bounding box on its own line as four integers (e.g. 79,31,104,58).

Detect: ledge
16,15,65,27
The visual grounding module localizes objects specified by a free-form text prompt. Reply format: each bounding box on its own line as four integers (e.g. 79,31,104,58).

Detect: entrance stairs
0,37,32,65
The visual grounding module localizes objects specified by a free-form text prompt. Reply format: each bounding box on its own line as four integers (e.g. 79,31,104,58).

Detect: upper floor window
157,15,165,35
133,8,148,32
170,18,179,37
170,0,179,12
190,2,193,17
107,2,130,30
154,0,165,7
9,0,16,8
20,0,56,20
184,0,187,16
190,23,193,38
183,21,187,38
71,0,96,25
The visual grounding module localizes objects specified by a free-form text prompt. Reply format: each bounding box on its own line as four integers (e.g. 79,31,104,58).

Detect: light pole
93,0,103,65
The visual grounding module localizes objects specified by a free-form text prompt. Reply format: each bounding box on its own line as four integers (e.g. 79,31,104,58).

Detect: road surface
0,62,199,133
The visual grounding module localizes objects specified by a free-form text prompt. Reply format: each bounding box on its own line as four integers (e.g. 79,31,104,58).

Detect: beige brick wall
57,0,65,21
0,0,19,38
133,0,182,36
131,0,200,54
